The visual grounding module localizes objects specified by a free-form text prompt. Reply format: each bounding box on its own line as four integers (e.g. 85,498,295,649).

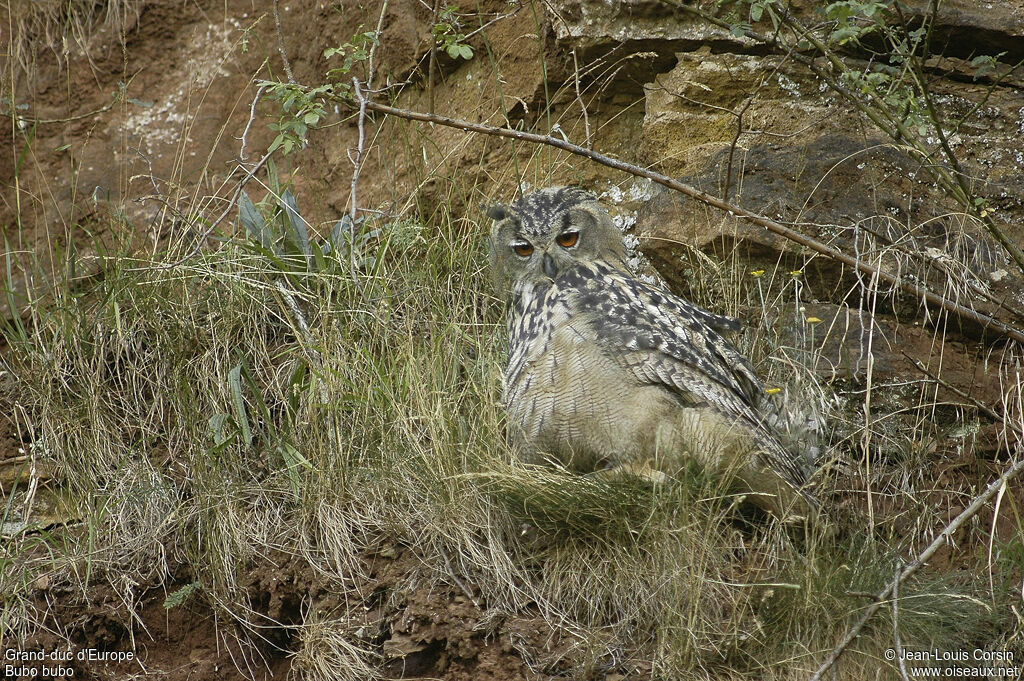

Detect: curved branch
343,97,1024,345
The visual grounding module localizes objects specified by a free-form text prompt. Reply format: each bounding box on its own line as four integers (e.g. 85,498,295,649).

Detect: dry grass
2,2,1023,678
3,173,1017,678
5,0,141,90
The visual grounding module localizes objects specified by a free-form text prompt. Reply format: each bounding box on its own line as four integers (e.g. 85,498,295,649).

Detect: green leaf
241,367,275,440
279,441,313,498
824,2,852,21
207,413,232,447
286,361,310,418
458,44,473,60
228,364,253,447
280,442,314,471
164,582,203,609
238,191,273,251
730,22,751,38
750,4,763,22
281,189,311,262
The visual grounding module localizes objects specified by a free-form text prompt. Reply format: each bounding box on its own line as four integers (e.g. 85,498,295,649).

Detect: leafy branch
256,30,379,156
432,6,475,61
259,81,331,155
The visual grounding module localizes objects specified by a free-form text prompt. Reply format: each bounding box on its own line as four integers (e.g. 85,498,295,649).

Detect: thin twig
131,147,162,195
808,453,1024,681
861,262,881,533
571,49,592,150
4,96,120,126
366,0,389,90
272,0,296,84
337,97,1024,345
891,566,911,681
5,72,141,126
348,79,369,281
463,7,519,41
144,151,273,270
720,6,795,199
901,351,1023,438
441,551,480,607
722,95,752,201
428,0,440,115
240,83,268,161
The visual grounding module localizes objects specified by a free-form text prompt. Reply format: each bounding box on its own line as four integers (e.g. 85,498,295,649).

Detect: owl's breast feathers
504,275,563,408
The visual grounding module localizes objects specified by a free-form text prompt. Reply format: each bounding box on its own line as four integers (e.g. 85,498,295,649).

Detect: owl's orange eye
555,231,579,248
511,241,534,257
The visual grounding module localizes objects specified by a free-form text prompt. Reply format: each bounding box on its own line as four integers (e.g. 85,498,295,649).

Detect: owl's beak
542,252,558,279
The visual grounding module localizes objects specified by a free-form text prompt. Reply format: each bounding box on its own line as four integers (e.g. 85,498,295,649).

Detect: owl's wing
573,264,762,409
563,264,813,501
645,286,763,405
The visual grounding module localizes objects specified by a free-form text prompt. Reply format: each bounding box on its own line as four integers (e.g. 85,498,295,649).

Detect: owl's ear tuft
485,203,510,221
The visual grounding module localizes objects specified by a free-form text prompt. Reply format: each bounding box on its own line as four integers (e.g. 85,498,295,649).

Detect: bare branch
273,0,296,84
344,79,371,284
428,0,441,115
240,82,268,161
891,567,911,681
809,454,1024,681
344,97,1024,345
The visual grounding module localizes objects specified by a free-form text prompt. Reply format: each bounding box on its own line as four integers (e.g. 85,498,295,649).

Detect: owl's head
487,187,628,295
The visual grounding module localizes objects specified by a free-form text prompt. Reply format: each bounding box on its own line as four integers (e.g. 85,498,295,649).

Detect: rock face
917,0,1024,61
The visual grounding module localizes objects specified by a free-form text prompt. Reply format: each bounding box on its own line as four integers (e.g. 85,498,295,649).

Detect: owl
487,186,817,521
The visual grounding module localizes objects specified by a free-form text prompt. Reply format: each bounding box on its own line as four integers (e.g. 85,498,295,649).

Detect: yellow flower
789,269,803,277
750,269,765,277
806,316,822,324
765,387,782,395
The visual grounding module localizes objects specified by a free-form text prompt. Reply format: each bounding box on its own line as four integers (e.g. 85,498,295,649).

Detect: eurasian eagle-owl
488,186,816,520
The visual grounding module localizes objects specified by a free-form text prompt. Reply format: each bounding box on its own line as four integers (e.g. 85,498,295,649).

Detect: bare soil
11,540,560,680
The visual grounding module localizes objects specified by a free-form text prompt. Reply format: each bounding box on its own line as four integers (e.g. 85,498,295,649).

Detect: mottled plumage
488,187,816,520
